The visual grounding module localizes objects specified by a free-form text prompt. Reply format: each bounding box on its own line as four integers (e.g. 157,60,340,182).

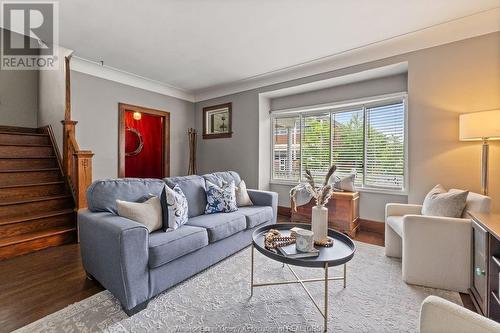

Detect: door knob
476,267,486,276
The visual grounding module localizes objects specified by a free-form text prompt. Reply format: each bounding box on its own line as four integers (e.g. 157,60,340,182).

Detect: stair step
0,226,76,260
0,132,50,145
0,157,58,170
0,125,39,134
0,195,74,219
0,168,61,186
0,181,67,201
0,145,54,158
0,209,75,238
0,208,74,225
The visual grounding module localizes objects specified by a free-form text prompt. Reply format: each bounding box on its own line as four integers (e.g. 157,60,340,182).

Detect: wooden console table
291,191,359,237
468,211,500,322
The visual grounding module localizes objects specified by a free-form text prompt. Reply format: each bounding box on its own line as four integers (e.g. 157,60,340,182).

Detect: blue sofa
78,171,278,315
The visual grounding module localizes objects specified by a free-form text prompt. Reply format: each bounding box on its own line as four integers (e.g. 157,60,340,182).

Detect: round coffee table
251,223,356,332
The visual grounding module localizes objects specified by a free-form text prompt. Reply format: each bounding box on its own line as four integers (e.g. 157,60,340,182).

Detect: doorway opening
118,103,170,178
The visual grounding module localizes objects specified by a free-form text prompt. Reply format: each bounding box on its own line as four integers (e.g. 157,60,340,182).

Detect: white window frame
270,92,408,195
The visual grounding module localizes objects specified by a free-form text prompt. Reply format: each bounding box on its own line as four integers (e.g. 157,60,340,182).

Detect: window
271,94,407,192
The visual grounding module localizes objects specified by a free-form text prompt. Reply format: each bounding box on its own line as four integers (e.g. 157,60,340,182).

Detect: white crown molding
71,57,195,102
193,7,500,102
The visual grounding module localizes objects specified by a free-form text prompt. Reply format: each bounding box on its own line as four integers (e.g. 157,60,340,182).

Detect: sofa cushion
87,178,165,214
165,175,207,218
163,184,189,231
186,212,246,243
205,180,238,214
148,225,209,268
202,171,241,187
117,196,163,233
237,206,273,229
422,184,468,218
236,180,253,207
387,216,404,237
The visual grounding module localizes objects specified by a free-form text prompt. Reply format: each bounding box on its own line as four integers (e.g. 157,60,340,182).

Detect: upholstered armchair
385,191,491,292
419,296,500,333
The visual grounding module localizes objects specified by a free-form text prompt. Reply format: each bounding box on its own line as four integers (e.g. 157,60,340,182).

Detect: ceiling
59,0,500,94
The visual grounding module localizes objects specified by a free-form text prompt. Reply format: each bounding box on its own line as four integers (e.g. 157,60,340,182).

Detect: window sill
269,179,408,196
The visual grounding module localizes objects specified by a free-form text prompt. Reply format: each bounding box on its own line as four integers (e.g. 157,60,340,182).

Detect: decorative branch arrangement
290,164,336,211
187,128,197,175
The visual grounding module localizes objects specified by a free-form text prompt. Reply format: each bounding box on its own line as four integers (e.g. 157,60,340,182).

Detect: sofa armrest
78,209,149,310
402,214,471,292
386,203,423,218
420,296,500,333
247,189,278,223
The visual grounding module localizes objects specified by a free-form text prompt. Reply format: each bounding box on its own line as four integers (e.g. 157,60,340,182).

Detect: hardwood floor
0,214,473,332
0,243,103,333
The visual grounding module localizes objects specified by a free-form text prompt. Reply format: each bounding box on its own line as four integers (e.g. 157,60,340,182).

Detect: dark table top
252,223,356,268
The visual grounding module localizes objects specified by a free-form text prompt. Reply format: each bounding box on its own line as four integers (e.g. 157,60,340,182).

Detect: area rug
15,241,461,333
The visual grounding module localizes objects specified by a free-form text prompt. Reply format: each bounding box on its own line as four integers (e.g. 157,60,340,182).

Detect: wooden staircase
0,126,77,260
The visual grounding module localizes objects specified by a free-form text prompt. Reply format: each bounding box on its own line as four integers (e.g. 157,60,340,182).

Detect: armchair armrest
386,203,423,217
78,209,149,311
402,214,471,292
420,296,500,333
247,189,278,223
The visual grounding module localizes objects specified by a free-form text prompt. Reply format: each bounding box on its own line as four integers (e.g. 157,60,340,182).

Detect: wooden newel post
61,120,78,177
73,150,94,210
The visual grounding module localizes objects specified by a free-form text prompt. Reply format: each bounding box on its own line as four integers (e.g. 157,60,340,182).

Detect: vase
311,205,328,242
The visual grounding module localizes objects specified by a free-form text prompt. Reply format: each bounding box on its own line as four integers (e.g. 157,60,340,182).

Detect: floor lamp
459,110,500,195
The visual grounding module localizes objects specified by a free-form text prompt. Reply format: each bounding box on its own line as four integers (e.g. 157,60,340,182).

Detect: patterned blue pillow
205,180,238,214
163,184,188,230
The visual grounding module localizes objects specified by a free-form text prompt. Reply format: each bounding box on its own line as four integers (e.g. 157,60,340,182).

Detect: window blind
301,113,330,182
331,109,364,186
270,94,406,192
365,102,405,189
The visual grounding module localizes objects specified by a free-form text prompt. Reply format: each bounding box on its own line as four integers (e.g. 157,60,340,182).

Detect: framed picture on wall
202,103,232,139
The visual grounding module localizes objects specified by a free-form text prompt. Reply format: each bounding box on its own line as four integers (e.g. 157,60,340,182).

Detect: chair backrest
450,189,491,217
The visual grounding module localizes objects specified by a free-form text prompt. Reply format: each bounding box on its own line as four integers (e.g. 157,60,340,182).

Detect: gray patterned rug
15,241,461,333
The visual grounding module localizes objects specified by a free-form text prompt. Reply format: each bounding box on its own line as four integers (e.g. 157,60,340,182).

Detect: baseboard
359,218,385,235
277,206,291,217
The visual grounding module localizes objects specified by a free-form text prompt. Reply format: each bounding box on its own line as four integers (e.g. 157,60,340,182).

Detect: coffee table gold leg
343,264,346,288
324,262,328,332
250,243,254,297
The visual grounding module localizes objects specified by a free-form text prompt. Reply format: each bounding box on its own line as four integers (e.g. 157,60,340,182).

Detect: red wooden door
124,111,164,178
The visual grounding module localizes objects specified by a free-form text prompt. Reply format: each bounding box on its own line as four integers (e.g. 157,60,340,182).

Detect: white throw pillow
422,184,469,218
235,180,253,207
116,196,162,233
333,173,356,192
164,184,189,230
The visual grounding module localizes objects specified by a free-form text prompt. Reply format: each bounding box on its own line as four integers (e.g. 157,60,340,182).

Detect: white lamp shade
459,110,500,141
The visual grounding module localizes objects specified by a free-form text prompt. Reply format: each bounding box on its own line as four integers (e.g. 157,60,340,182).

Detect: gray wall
38,46,72,151
195,32,500,221
71,71,195,181
0,30,38,128
270,74,407,111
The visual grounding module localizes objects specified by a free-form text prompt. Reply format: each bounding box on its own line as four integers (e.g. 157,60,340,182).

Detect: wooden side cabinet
291,191,360,237
469,212,500,323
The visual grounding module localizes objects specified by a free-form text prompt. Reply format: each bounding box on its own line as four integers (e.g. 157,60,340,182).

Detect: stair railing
61,56,94,210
